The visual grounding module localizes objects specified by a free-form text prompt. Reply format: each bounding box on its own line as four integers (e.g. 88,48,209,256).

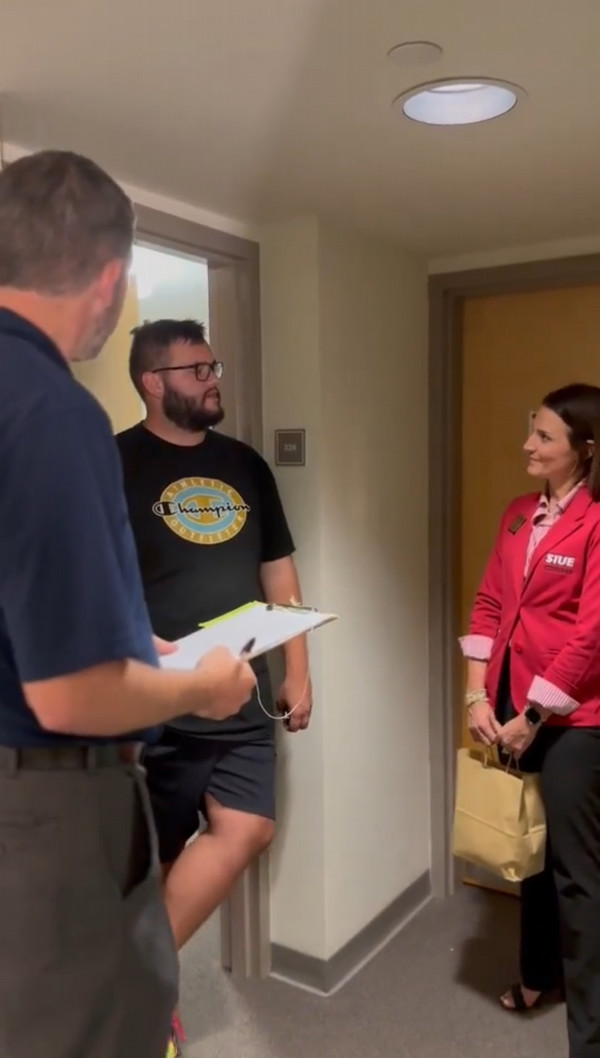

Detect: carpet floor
178,885,568,1057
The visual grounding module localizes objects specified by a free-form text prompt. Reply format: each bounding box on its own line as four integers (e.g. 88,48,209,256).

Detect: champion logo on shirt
152,476,250,545
545,553,575,572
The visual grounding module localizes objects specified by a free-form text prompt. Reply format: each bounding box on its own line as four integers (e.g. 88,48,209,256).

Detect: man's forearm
25,658,221,737
260,557,309,678
282,628,309,679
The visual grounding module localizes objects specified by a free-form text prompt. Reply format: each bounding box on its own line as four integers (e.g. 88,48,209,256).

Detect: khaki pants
0,751,178,1058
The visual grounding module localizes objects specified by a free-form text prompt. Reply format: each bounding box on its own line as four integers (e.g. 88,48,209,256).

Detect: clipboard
159,600,337,671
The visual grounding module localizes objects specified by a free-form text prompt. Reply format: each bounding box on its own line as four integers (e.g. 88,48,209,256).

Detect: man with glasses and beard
117,319,312,1055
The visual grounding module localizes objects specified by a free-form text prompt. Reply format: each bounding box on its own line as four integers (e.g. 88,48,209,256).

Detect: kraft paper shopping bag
452,747,546,883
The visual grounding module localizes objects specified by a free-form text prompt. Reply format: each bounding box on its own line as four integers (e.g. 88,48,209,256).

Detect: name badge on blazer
545,552,576,572
508,515,526,534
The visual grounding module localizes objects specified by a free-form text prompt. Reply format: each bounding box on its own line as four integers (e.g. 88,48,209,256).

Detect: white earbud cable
255,629,312,721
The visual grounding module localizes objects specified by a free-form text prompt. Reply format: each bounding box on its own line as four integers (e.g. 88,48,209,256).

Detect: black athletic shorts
143,728,276,864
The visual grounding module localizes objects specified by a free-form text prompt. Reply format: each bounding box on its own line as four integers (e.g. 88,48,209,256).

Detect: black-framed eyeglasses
152,361,224,383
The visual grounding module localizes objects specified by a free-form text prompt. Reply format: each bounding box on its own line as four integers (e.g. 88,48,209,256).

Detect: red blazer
470,486,600,728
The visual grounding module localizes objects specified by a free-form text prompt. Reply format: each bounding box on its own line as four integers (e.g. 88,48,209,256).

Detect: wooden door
460,282,600,889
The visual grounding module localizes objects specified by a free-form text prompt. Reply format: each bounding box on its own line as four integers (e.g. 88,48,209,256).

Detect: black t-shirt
116,424,295,738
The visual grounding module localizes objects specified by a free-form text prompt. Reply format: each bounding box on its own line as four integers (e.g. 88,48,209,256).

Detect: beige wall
319,223,430,955
260,217,429,959
429,232,600,275
260,218,327,957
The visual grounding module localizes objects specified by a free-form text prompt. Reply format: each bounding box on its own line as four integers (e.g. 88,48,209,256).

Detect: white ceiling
3,0,600,257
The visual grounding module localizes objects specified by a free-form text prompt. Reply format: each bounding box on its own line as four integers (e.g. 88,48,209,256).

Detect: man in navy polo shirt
0,150,256,1058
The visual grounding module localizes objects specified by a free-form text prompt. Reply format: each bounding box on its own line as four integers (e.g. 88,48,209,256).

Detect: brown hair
129,318,207,396
542,382,600,501
0,150,135,295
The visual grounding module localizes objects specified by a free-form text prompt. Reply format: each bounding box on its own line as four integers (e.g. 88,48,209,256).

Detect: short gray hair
0,150,135,295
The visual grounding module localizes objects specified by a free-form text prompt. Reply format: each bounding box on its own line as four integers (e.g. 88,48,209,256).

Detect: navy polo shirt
0,309,159,747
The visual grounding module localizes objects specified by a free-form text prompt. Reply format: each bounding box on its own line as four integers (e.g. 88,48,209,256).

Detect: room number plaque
275,429,306,466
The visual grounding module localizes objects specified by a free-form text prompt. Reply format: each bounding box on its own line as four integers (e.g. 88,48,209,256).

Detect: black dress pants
497,655,600,1058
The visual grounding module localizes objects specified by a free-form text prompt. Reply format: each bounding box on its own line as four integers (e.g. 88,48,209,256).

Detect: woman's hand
467,699,502,746
498,714,537,760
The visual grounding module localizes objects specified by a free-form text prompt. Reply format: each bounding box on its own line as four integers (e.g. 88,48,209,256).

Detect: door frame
134,204,270,977
427,251,600,900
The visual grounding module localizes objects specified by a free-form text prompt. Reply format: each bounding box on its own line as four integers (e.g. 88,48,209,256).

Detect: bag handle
482,745,520,774
482,745,498,768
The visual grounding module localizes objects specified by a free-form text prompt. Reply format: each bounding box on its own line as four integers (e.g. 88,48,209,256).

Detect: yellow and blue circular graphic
152,477,250,545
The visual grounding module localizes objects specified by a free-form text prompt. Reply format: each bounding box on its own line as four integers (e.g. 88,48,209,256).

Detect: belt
0,742,142,772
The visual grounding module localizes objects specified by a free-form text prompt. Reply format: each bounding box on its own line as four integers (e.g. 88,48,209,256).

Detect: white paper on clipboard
159,601,337,670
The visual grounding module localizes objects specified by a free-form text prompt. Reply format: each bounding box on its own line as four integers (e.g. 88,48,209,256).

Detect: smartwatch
524,705,543,728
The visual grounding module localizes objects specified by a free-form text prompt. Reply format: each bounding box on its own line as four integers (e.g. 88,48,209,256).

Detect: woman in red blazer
462,383,600,1058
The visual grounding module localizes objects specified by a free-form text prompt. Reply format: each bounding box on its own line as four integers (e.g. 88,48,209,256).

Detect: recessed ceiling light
387,41,443,67
393,77,524,126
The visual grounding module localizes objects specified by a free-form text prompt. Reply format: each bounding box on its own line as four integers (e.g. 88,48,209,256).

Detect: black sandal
500,983,565,1013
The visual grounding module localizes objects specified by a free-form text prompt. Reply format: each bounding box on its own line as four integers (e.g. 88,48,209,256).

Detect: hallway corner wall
260,215,430,977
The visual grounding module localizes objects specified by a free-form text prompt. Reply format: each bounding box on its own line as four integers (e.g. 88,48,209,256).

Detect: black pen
241,637,256,657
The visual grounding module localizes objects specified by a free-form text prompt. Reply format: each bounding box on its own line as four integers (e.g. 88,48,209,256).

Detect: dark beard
162,388,225,432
